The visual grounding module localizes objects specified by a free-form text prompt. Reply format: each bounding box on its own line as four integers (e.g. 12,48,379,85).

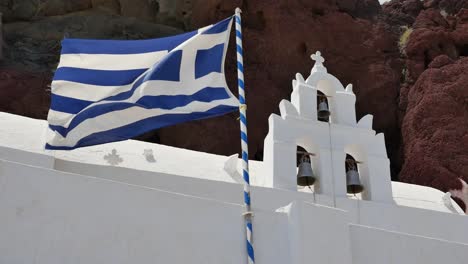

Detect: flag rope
235,7,255,264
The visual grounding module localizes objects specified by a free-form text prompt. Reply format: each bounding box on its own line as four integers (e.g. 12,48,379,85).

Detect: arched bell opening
345,154,364,196
296,146,316,191
317,90,330,122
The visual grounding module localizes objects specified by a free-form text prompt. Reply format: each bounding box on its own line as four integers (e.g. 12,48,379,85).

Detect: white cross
310,51,327,73
143,149,156,163
104,149,123,166
311,51,325,65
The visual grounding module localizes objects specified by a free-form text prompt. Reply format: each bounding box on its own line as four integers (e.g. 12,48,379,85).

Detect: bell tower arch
262,51,393,205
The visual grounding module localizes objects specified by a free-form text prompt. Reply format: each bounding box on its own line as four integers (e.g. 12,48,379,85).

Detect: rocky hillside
0,0,467,211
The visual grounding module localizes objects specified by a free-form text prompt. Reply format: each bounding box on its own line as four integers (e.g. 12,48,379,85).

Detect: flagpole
235,7,255,264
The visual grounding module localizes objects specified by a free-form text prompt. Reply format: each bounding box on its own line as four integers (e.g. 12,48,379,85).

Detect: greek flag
46,17,238,150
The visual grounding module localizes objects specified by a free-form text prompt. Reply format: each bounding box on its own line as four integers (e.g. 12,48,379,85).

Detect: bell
297,156,316,186
346,169,364,194
317,101,330,121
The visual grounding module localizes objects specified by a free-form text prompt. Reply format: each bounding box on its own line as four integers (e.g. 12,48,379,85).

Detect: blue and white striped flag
46,17,238,150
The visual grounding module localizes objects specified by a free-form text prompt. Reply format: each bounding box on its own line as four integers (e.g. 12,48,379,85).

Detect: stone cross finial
311,51,324,65
310,51,327,73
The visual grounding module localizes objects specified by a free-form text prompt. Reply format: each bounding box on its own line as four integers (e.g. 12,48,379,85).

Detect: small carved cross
311,51,325,65
143,149,156,163
104,149,123,166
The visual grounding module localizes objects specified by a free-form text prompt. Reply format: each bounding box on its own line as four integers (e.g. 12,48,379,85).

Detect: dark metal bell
346,169,363,194
317,101,330,121
297,156,316,186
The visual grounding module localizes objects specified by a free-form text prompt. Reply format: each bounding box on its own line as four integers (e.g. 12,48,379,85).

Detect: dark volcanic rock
2,9,182,71
39,0,92,17
0,0,92,22
404,8,457,83
0,69,51,119
119,0,158,22
398,3,468,211
382,0,424,26
428,54,453,68
336,0,382,19
399,57,468,211
423,0,468,15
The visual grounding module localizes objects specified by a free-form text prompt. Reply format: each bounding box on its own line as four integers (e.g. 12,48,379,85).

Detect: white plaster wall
55,156,317,213
0,159,246,264
0,112,48,154
350,224,468,264
0,158,318,264
0,145,54,168
1,158,468,264
337,197,468,244
251,210,291,264
291,81,317,120
299,202,352,264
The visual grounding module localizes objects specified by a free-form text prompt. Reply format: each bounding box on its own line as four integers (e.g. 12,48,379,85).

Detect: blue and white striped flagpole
235,7,255,264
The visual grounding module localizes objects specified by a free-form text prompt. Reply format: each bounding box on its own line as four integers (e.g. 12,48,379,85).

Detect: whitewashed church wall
299,202,353,264
0,113,49,153
262,133,298,190
0,145,55,169
337,197,468,244
3,146,464,244
53,156,311,212
349,224,468,264
334,91,357,127
54,158,245,205
0,159,319,264
251,210,292,264
0,159,249,264
1,158,467,264
365,156,393,202
0,145,329,212
291,81,317,120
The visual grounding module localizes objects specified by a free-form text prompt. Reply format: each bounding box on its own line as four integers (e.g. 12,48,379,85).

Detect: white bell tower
262,51,393,204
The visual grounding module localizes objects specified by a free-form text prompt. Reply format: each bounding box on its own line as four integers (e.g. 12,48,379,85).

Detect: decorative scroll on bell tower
262,51,393,205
